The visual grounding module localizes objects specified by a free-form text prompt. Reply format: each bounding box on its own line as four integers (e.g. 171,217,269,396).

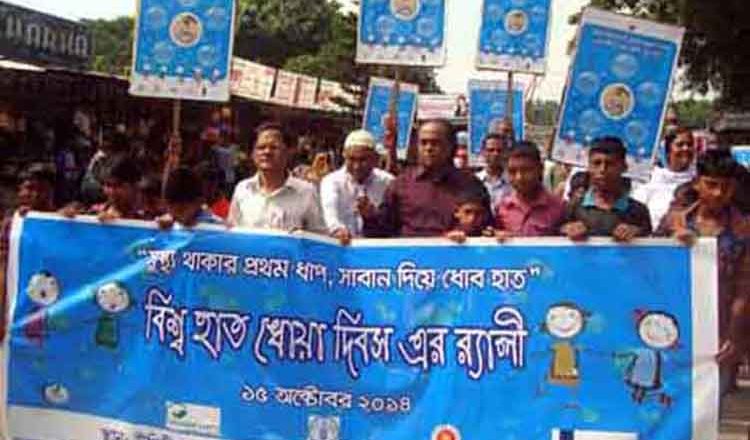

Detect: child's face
454,202,486,234
104,179,136,209
168,200,203,227
588,152,625,193
507,155,542,198
638,312,679,349
546,305,584,339
694,175,735,211
18,179,53,210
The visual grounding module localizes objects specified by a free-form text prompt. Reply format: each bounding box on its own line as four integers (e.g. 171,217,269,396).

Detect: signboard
0,1,92,68
296,74,319,109
468,79,525,159
357,0,447,66
4,215,719,440
271,70,300,106
552,8,685,181
732,146,750,168
476,0,553,74
363,77,419,157
417,94,467,120
230,57,276,102
129,0,236,101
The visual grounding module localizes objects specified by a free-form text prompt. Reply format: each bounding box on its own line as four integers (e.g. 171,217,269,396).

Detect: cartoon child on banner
544,303,589,386
618,310,680,406
94,282,133,349
24,271,61,346
391,0,420,21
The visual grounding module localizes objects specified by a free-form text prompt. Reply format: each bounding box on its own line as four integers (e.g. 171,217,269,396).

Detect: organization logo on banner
431,425,461,440
307,415,340,440
166,402,221,436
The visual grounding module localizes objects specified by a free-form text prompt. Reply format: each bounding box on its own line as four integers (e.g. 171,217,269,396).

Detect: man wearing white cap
320,129,395,243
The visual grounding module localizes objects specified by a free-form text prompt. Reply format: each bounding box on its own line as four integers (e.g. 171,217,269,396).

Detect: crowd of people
0,116,748,395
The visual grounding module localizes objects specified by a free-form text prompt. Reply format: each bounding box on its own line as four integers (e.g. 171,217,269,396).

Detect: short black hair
589,136,627,162
697,149,740,179
255,121,290,147
508,141,542,164
104,157,140,184
20,163,56,186
420,119,456,150
482,132,511,150
164,167,203,204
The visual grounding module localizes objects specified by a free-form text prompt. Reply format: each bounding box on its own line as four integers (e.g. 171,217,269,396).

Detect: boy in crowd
560,137,652,242
493,142,565,239
659,150,750,394
444,190,491,243
137,175,165,220
1,163,57,341
89,157,143,221
158,167,222,229
196,162,230,220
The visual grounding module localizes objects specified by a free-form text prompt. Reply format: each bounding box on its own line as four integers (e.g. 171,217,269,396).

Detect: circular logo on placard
170,12,203,48
504,9,529,35
432,425,461,440
391,0,421,21
600,83,635,120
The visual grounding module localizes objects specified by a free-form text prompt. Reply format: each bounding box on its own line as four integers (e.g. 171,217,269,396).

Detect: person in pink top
492,141,565,239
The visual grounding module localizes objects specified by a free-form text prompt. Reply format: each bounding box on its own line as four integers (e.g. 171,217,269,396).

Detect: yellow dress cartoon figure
545,303,587,386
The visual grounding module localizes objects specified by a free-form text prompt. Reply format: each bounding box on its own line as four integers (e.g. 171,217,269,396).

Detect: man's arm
361,181,401,238
319,175,345,233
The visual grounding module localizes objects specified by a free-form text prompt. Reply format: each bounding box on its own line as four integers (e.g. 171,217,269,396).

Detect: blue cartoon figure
544,303,587,386
24,271,61,346
94,282,132,349
623,311,679,406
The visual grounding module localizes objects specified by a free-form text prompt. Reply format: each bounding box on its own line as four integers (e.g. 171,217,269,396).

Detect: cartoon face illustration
391,0,420,21
95,282,131,314
43,383,70,405
638,312,679,349
170,13,202,47
600,83,634,120
546,304,585,339
26,272,60,306
504,10,529,35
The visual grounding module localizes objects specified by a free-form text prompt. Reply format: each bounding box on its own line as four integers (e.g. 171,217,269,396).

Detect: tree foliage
582,0,750,108
83,16,134,75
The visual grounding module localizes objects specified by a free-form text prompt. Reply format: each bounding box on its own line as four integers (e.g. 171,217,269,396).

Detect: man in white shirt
321,130,394,244
228,122,326,233
633,127,696,230
475,133,512,215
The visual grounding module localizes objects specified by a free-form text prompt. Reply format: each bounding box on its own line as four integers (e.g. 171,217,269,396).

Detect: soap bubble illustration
377,15,397,36
575,72,601,96
625,120,649,145
197,45,218,67
637,82,662,107
611,53,639,79
578,109,604,135
152,41,175,64
417,18,436,37
486,4,505,21
145,6,168,29
205,7,229,30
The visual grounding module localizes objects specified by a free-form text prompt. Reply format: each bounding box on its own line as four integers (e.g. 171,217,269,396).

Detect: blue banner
732,146,750,168
476,0,553,74
357,0,446,66
129,0,236,101
363,77,419,157
4,215,718,440
552,8,684,181
468,79,525,160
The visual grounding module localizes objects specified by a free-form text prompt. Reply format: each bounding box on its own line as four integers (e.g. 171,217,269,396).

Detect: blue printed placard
357,0,447,66
363,77,419,157
129,0,236,101
552,8,685,181
732,146,750,168
4,215,719,440
468,79,525,160
476,0,553,74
